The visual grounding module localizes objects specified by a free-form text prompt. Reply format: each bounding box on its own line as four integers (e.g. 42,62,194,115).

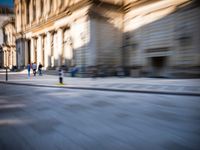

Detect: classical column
53,31,58,67
58,0,62,8
37,35,42,66
57,28,64,66
24,40,28,65
3,50,6,67
7,50,9,68
53,0,57,13
18,2,22,32
43,0,48,17
13,48,16,66
50,31,54,67
3,50,5,67
10,48,13,68
32,0,36,22
5,50,8,67
42,35,46,68
47,0,51,15
46,31,53,68
36,0,41,21
25,0,30,25
41,35,44,66
40,0,44,18
30,38,35,63
34,37,37,63
63,29,73,66
57,0,62,13
30,0,33,23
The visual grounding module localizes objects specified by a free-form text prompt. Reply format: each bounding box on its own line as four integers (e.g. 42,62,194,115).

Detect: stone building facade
0,5,14,68
14,0,200,77
1,18,16,69
14,0,123,73
123,0,200,77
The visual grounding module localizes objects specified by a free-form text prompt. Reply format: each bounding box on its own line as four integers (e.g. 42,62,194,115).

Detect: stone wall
123,0,200,77
13,0,200,77
88,3,123,68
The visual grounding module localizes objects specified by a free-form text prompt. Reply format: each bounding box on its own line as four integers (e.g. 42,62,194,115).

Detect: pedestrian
32,62,37,76
27,63,31,78
38,63,43,76
71,65,78,77
58,67,64,84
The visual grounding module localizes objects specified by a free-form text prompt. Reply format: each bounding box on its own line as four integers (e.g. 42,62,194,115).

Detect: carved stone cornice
124,0,160,12
18,0,90,34
92,0,123,10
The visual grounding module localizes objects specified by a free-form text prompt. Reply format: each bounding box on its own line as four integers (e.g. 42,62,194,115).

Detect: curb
1,81,200,96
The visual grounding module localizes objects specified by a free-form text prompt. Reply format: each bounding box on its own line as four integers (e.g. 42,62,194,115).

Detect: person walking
58,67,64,84
32,62,37,76
38,63,43,76
27,63,31,78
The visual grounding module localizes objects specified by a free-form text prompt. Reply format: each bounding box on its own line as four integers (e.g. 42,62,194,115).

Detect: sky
0,0,13,8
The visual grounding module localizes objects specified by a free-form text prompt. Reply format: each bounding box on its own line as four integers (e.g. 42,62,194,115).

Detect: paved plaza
0,70,200,96
0,83,200,150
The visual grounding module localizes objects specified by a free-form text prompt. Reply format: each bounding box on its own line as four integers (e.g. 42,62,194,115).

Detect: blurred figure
91,66,98,78
38,63,43,76
116,66,124,77
27,63,31,78
70,65,78,77
32,62,37,76
58,67,64,84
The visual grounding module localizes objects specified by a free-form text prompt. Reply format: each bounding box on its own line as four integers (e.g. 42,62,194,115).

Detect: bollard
58,68,64,84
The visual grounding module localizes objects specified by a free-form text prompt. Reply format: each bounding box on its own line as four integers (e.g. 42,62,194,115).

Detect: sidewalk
0,70,200,96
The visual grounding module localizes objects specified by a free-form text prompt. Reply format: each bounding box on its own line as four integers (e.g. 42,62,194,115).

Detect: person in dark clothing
27,63,31,78
58,68,64,84
38,63,43,76
32,62,37,76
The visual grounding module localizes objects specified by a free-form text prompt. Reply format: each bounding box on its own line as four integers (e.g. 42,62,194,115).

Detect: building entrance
150,56,167,77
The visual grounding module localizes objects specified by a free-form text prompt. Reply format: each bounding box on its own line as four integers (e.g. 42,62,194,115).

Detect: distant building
123,0,200,78
0,5,14,68
14,0,200,77
1,17,16,69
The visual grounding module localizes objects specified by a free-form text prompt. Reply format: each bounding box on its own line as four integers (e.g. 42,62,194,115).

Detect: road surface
0,83,200,150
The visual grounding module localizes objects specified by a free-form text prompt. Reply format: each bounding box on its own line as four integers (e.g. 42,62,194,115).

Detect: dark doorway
152,57,166,68
150,56,167,77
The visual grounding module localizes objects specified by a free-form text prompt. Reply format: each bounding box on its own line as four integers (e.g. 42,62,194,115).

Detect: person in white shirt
32,62,37,76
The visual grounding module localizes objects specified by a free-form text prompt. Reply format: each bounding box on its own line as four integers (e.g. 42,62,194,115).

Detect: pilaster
57,28,64,66
46,31,53,68
30,38,35,63
37,35,42,66
36,0,41,22
30,0,33,23
53,31,58,66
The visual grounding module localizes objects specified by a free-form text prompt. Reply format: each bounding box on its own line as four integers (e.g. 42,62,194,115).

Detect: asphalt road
0,83,200,150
